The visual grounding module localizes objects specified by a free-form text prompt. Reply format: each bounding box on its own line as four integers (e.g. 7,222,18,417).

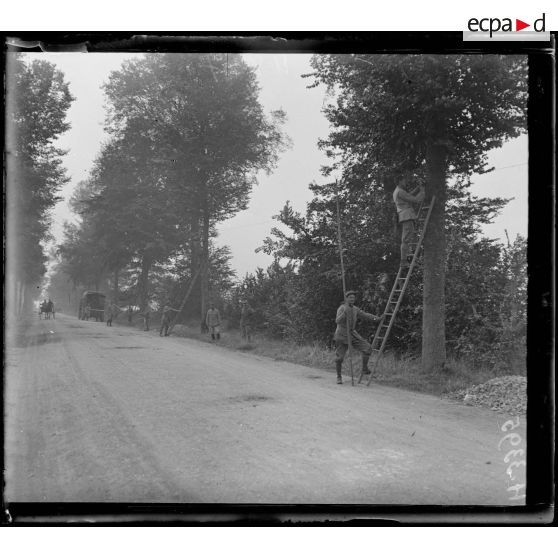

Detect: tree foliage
309,54,527,179
259,176,520,358
6,54,74,295
304,53,527,372
100,53,289,317
58,53,288,317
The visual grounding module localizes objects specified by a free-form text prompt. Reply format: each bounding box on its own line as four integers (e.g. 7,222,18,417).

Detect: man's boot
362,354,370,375
336,361,343,384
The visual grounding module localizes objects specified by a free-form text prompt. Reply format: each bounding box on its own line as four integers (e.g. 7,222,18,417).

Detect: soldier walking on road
139,306,151,331
239,300,255,343
127,306,133,324
106,303,115,326
392,174,425,268
206,303,221,341
160,302,179,337
334,291,382,384
106,302,123,327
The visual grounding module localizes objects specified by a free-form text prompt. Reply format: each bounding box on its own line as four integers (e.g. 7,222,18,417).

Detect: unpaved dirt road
5,314,526,505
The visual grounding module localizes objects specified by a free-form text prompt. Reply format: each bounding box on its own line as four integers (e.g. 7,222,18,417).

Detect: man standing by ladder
334,291,382,384
393,173,425,268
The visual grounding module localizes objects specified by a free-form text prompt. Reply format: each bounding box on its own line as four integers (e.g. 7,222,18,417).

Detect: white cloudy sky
21,52,527,277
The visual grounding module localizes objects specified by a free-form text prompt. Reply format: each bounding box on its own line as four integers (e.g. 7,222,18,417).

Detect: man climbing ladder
358,191,435,385
393,173,425,268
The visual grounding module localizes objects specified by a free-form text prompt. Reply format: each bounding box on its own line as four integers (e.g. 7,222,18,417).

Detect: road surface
5,314,526,505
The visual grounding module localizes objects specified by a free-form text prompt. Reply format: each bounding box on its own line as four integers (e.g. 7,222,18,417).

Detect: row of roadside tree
16,52,527,375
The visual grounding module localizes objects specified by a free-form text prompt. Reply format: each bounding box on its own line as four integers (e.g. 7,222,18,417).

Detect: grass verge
159,322,523,397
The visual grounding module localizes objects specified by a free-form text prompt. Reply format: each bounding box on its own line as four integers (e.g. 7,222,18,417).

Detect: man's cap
345,290,357,297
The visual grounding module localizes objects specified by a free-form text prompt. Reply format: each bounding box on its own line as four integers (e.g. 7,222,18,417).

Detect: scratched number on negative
499,417,525,501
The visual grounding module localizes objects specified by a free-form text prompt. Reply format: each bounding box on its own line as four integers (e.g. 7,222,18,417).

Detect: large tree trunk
137,255,152,311
189,216,203,322
10,276,20,318
200,209,210,332
23,283,34,316
422,141,447,374
113,268,119,303
15,279,24,317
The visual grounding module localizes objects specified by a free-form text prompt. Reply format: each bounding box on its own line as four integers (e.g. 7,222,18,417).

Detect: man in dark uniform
334,291,382,384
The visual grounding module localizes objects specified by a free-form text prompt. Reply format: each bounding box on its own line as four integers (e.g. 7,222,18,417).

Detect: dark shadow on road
228,395,273,403
8,331,64,349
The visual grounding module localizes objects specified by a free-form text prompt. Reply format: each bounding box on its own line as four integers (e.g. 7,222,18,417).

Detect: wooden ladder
358,197,436,385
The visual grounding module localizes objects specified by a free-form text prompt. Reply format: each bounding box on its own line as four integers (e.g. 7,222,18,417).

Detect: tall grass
159,321,520,396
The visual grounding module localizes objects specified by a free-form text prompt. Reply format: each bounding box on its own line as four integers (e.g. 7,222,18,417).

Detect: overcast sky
21,52,527,277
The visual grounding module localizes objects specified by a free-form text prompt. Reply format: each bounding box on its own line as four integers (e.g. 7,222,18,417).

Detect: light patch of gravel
447,375,527,416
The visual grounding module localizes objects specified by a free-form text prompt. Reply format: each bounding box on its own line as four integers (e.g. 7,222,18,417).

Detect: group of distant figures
100,299,256,344
131,300,255,343
39,299,55,320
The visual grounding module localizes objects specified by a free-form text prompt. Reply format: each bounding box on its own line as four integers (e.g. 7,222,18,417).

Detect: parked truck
79,291,106,322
